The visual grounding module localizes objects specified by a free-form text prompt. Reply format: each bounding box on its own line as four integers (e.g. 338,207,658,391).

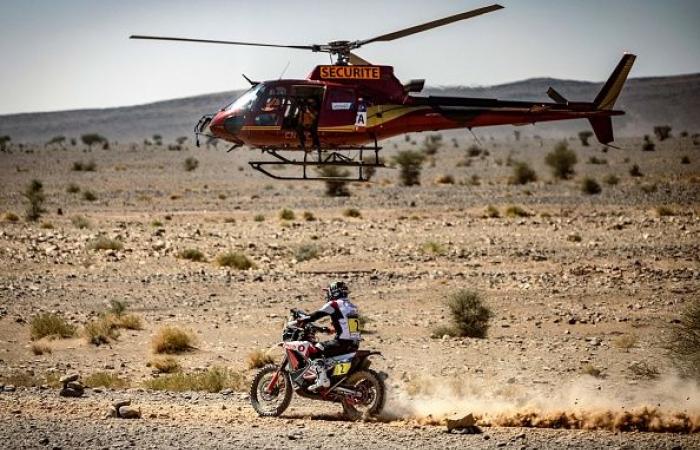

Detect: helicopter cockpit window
224,84,263,113
254,86,287,126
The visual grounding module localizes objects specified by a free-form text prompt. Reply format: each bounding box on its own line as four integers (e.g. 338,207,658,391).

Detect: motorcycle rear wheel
341,369,385,421
250,364,293,417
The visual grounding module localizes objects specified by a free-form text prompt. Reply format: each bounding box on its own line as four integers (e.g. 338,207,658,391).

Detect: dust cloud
382,374,700,432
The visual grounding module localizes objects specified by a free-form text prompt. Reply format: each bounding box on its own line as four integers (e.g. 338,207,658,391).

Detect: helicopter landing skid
249,146,385,181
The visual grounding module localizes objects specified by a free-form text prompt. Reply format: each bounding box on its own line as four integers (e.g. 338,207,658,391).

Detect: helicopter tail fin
593,53,636,110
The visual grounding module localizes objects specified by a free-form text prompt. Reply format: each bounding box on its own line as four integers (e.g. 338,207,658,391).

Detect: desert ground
1,132,699,449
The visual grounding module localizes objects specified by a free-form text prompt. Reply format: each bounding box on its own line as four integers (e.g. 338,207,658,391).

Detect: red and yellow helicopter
131,4,636,181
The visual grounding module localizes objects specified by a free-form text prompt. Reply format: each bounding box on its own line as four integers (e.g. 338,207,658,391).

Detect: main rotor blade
129,35,315,51
357,4,503,46
349,52,371,66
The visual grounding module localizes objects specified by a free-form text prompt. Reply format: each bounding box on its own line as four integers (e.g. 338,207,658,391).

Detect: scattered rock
59,373,79,384
118,406,142,419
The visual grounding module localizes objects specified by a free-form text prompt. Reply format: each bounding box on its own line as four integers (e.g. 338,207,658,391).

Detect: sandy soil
1,134,699,449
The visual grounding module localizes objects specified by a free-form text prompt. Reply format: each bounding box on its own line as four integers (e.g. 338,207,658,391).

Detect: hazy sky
1,0,698,115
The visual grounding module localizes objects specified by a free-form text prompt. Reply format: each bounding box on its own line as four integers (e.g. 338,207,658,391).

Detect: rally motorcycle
250,309,385,420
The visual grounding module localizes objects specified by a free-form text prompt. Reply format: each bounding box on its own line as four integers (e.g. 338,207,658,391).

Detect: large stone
59,373,79,384
113,399,131,409
59,387,83,398
66,381,84,391
446,413,480,434
118,406,141,419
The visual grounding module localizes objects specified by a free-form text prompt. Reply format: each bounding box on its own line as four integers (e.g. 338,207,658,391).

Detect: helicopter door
322,87,356,127
253,85,287,127
282,85,325,131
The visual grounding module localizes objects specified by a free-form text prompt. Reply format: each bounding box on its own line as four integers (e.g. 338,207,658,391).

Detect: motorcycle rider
297,281,361,391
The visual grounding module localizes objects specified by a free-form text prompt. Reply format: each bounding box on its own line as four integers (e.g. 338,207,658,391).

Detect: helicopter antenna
468,127,483,147
278,61,291,80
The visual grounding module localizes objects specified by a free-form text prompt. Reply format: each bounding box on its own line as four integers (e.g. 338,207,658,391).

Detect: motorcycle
250,308,386,420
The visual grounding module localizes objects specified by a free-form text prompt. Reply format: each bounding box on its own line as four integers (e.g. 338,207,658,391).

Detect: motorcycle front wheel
341,369,385,421
250,364,293,417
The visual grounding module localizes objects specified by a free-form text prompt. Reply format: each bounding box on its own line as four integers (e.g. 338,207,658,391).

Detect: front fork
265,356,288,394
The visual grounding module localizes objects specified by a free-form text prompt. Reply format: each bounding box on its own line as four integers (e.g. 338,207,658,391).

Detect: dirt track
1,135,699,448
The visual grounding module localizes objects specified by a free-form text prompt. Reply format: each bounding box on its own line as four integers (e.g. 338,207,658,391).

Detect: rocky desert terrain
1,130,699,449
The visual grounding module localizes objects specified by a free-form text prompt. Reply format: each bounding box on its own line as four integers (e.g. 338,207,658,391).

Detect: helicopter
131,4,636,181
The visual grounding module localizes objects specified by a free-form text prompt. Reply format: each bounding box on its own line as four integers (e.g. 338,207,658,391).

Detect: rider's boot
308,360,330,392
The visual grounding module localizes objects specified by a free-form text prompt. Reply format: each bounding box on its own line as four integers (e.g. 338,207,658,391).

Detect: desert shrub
627,361,660,380
435,174,455,185
72,160,96,171
84,317,120,345
430,324,458,339
183,157,199,172
603,174,619,186
444,290,492,338
23,179,46,222
467,174,481,186
0,135,11,151
578,130,593,146
143,367,244,393
81,133,107,148
580,364,603,378
655,206,675,217
505,205,531,218
421,241,446,256
71,215,91,229
152,326,195,354
84,372,128,388
82,190,97,201
316,166,351,197
587,156,607,165
279,208,295,220
567,233,582,242
302,211,316,221
467,145,483,157
151,219,164,227
216,251,255,270
295,243,320,262
343,208,362,218
178,248,206,262
66,183,80,193
640,183,657,194
107,299,128,316
40,221,54,229
613,334,638,352
581,177,602,195
653,125,672,141
253,214,265,222
484,205,500,218
149,356,181,374
629,164,643,177
46,135,66,147
668,297,700,380
247,350,275,369
393,150,425,186
642,135,656,151
30,313,75,340
681,155,690,164
545,141,577,179
4,211,20,222
421,134,443,155
509,161,537,185
88,236,123,251
31,342,52,355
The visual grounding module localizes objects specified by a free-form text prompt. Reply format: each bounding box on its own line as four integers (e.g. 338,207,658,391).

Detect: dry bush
613,334,638,352
655,206,675,217
247,350,275,369
66,183,80,194
216,251,255,270
253,214,265,222
40,221,54,229
143,367,244,393
640,183,657,194
581,363,604,378
627,361,660,380
603,174,620,186
72,160,96,171
681,155,690,164
178,248,206,262
112,314,143,330
87,236,123,251
149,356,181,374
82,190,97,201
84,317,120,345
31,341,52,355
653,125,672,141
30,313,75,340
316,166,351,197
668,297,700,380
302,211,316,221
435,174,455,185
587,156,608,165
152,326,195,354
581,177,602,195
3,211,20,222
421,241,446,256
393,150,425,186
509,161,537,185
84,372,128,389
567,233,583,243
430,324,458,339
484,205,500,218
545,141,577,179
23,179,46,221
343,208,362,218
629,164,643,177
183,157,199,172
578,130,593,146
505,205,531,218
295,243,320,262
439,290,493,339
71,215,91,229
279,208,295,220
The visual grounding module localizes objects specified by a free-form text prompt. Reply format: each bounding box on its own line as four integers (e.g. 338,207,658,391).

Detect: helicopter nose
209,111,245,143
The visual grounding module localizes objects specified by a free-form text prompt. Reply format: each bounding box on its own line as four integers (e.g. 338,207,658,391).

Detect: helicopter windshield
224,84,263,113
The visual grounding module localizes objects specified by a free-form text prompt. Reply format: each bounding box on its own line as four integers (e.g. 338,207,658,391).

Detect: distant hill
1,73,698,144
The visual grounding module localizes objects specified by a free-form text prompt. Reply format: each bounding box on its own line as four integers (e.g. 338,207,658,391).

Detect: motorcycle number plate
333,362,351,376
348,318,360,333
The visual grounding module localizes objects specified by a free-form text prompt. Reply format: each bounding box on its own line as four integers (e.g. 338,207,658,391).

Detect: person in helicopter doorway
296,281,361,392
297,97,321,152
